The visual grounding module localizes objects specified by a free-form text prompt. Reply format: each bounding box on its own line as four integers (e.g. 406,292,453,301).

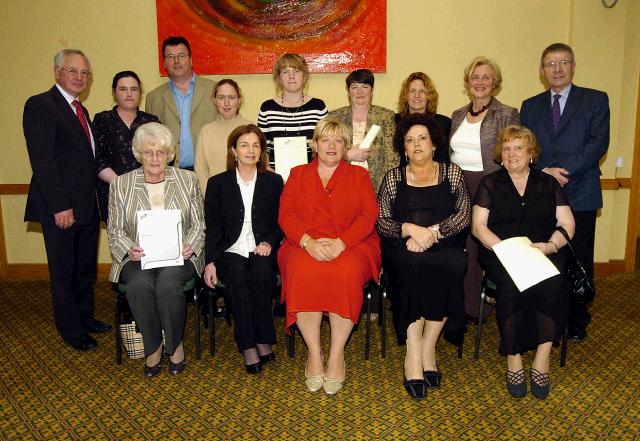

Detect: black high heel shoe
245,361,263,374
169,359,187,375
506,369,526,398
423,370,442,388
143,359,162,378
530,368,550,400
259,352,276,365
404,377,427,399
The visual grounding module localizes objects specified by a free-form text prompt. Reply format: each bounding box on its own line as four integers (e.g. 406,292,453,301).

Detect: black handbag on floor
556,226,596,304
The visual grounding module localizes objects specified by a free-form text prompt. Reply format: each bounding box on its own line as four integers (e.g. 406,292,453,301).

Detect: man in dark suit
521,43,610,342
23,49,111,351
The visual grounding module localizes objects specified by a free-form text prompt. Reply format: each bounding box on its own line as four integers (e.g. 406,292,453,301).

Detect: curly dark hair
393,113,446,158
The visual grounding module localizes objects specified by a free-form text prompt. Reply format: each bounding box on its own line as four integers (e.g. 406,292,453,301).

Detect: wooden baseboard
5,263,112,280
3,260,628,280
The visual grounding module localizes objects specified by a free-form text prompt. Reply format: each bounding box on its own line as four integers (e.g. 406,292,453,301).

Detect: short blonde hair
132,122,176,163
312,118,352,151
273,53,309,94
463,56,502,94
493,125,541,164
397,72,439,117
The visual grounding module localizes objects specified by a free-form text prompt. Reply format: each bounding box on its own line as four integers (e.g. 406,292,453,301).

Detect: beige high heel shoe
323,360,346,395
304,353,325,392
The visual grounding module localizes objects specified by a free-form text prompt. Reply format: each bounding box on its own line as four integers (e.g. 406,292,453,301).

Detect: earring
234,155,238,162
500,161,503,166
405,154,410,164
530,157,533,164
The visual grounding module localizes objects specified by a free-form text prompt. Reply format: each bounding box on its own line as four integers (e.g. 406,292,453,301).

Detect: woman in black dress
377,114,470,400
94,71,159,220
472,126,575,400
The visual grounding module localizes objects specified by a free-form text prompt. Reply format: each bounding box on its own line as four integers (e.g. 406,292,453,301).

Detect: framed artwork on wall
155,0,387,75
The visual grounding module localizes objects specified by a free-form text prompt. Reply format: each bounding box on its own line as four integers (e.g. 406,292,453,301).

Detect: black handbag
555,226,596,304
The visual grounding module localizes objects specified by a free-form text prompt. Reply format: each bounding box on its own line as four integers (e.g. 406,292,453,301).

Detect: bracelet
302,237,312,249
548,240,558,253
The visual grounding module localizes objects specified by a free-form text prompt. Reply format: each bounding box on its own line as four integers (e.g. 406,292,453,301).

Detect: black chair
114,276,202,364
473,275,568,367
204,280,232,356
286,278,387,360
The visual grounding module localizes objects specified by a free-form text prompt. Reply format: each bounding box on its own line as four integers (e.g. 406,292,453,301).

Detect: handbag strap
555,226,578,260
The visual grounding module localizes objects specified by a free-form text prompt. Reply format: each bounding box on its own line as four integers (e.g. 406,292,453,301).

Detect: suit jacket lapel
133,169,152,212
162,85,179,120
163,168,178,210
556,85,581,135
51,86,93,154
191,76,206,116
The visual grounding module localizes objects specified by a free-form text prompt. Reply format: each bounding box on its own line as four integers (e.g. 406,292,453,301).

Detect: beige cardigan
107,167,205,282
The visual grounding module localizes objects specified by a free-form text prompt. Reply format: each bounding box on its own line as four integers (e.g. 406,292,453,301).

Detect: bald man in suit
145,36,217,170
23,49,111,351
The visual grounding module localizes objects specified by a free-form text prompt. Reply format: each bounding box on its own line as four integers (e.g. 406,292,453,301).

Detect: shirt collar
55,83,77,104
236,168,257,186
550,83,572,100
168,73,196,92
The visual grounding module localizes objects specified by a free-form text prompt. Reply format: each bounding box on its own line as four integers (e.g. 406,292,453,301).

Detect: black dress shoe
506,369,527,398
64,333,97,351
423,370,442,388
569,328,587,342
404,378,426,399
84,319,112,334
245,361,263,374
144,360,162,378
169,359,187,375
259,352,276,365
530,368,550,400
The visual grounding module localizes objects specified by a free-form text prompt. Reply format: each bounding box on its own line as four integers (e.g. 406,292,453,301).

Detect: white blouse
226,169,257,258
450,118,483,172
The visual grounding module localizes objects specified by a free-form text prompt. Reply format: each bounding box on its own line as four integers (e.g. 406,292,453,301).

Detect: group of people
22,35,609,401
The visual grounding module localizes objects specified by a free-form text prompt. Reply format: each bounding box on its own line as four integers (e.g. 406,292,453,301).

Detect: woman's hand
316,237,346,259
305,239,334,261
254,242,272,257
345,146,370,162
531,242,556,256
407,224,438,249
128,246,145,261
182,244,194,259
203,262,217,288
405,237,424,253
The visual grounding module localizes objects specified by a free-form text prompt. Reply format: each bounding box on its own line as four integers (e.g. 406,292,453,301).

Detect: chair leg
380,280,387,359
114,285,122,365
287,325,295,358
560,323,568,367
474,286,486,359
208,288,216,356
193,287,201,360
364,289,372,360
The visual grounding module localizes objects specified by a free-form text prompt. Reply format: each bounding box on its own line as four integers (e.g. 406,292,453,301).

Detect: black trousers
119,260,196,357
569,210,596,331
217,252,277,352
42,218,99,341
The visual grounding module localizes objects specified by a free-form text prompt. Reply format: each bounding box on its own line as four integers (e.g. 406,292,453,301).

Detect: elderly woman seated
278,118,381,396
107,122,205,377
377,113,470,400
472,126,574,400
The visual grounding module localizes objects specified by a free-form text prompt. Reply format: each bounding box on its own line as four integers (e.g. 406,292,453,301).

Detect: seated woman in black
203,124,284,374
377,114,470,399
472,126,574,400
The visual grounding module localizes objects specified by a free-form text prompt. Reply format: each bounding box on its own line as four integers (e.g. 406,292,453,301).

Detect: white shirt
226,169,257,258
450,118,483,171
55,83,95,154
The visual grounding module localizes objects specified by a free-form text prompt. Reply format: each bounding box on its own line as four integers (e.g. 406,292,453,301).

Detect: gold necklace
408,162,438,184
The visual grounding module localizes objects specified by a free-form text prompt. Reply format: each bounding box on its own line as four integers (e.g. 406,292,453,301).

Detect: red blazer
278,159,381,280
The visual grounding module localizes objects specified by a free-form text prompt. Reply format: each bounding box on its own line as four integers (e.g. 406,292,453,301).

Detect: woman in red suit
278,117,381,396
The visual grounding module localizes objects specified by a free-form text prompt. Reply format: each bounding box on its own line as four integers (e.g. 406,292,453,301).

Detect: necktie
552,94,561,131
72,99,91,144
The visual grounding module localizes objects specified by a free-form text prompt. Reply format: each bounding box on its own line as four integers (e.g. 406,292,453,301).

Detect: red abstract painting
155,0,386,75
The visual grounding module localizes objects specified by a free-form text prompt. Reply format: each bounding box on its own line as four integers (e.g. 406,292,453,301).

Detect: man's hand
54,209,74,230
543,167,570,186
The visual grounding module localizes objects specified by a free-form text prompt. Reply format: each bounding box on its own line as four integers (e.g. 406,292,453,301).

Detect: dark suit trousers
42,219,99,340
119,260,196,357
217,252,277,352
569,210,596,331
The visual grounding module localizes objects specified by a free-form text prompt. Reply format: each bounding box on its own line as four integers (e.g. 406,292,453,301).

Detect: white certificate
492,236,560,292
137,209,183,270
274,136,308,182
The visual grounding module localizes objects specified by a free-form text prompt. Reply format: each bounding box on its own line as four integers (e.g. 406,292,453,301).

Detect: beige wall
1,0,638,265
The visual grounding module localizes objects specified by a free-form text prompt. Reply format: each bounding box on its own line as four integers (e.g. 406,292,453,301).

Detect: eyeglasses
543,60,573,69
164,53,189,62
57,67,91,78
142,150,168,159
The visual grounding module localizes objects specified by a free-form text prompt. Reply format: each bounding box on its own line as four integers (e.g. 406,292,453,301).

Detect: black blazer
204,169,284,264
23,86,98,225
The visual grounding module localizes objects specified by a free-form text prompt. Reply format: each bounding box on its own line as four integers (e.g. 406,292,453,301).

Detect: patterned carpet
0,274,639,440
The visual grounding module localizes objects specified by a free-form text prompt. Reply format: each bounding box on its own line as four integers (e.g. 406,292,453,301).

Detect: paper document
137,209,183,270
274,136,308,182
352,124,380,170
491,236,560,292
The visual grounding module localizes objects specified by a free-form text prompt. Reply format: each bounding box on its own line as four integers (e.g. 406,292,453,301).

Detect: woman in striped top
258,53,327,173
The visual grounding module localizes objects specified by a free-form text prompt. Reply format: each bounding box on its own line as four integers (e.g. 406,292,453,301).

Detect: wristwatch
429,225,440,236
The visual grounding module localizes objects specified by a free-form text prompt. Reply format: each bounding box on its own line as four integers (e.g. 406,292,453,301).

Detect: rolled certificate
359,124,380,150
